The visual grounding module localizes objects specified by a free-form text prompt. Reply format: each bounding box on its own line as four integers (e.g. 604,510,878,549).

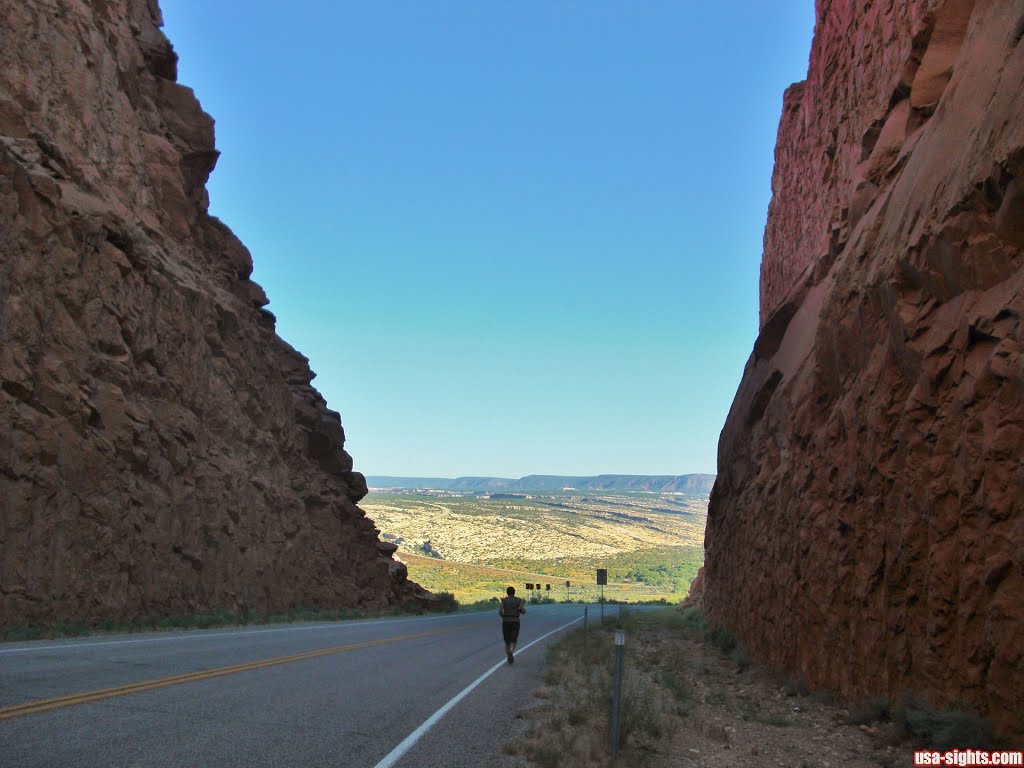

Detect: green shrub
523,743,562,768
895,694,997,749
433,592,459,612
659,665,694,715
846,695,891,725
622,681,673,740
1,626,46,642
677,606,707,636
567,705,591,726
780,675,811,697
647,606,687,630
55,621,91,637
730,644,752,672
707,627,737,654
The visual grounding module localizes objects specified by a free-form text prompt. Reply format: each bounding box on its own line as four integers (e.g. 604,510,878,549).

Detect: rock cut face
706,0,1024,738
0,0,425,627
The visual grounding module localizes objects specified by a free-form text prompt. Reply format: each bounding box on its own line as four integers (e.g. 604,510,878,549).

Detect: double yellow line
1,627,454,720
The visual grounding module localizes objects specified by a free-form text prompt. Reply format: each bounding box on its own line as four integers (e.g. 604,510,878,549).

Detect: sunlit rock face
0,0,425,628
706,0,1024,738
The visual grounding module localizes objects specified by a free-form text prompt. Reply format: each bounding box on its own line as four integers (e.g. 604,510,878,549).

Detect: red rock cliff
707,0,1024,737
0,0,425,628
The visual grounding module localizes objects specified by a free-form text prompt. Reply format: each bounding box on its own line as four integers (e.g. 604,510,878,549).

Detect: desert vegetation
509,608,1002,768
362,490,707,602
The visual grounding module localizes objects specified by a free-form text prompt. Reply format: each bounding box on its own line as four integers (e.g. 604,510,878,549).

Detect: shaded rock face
0,0,424,627
707,0,1024,738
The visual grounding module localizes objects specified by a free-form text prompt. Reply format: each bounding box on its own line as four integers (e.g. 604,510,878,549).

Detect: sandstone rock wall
708,0,1024,737
760,0,992,326
0,0,423,628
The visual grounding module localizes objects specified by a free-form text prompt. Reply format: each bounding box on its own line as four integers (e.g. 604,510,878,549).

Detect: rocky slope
0,0,424,629
705,0,1024,739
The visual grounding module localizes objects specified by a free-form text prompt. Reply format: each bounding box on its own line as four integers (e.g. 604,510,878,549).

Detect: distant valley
366,473,716,494
361,485,709,603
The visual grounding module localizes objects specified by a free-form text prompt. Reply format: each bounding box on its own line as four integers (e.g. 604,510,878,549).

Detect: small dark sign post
596,569,608,622
545,584,550,591
526,583,533,591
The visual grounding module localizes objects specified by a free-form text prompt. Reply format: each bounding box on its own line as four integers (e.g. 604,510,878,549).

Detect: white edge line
373,614,584,768
0,611,488,655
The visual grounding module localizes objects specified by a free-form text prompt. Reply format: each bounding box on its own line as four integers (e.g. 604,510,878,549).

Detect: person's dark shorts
502,621,521,644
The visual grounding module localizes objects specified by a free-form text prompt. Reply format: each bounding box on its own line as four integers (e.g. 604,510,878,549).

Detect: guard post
611,630,625,759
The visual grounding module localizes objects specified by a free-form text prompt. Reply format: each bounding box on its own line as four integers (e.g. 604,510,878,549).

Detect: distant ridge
366,474,715,495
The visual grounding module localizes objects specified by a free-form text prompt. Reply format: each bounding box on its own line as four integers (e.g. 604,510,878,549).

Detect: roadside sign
596,569,607,585
545,584,550,591
526,583,533,590
565,580,570,588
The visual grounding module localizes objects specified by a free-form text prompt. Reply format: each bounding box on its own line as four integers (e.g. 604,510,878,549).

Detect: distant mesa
366,474,716,495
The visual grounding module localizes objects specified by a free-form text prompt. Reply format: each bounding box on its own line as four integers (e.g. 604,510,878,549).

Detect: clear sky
160,1,814,478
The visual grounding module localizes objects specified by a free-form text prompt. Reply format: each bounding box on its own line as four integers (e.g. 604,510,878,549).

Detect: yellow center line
0,626,461,720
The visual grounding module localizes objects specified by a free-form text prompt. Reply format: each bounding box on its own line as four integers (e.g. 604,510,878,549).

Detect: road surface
0,603,591,767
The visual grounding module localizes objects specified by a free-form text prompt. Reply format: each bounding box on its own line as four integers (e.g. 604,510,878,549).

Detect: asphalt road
0,603,590,768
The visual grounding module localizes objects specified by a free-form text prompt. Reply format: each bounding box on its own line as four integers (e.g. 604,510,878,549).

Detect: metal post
601,585,605,624
583,606,589,658
611,630,625,759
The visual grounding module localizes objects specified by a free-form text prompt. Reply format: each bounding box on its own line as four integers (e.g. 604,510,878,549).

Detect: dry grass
512,609,674,768
512,607,945,768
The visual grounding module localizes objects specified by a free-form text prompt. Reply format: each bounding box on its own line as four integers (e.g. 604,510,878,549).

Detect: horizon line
362,471,718,479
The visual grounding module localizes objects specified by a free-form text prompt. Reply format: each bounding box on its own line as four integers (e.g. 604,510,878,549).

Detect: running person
499,586,526,664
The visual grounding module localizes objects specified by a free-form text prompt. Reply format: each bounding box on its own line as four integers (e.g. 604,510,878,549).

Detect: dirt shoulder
506,608,999,768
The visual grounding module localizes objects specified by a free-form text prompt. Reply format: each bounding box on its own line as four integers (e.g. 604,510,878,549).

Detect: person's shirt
499,596,525,623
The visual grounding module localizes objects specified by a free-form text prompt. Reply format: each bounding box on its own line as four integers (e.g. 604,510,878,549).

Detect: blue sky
161,1,814,477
